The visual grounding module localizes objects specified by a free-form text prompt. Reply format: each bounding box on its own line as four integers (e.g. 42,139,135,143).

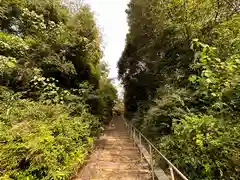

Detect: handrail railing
123,117,188,180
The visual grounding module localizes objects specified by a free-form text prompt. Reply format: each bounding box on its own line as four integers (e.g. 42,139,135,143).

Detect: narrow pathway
73,117,151,180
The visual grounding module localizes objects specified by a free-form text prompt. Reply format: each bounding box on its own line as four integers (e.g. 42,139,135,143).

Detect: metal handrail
123,118,188,180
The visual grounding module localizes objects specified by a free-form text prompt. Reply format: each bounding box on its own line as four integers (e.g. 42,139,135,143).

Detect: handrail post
149,144,154,180
129,124,131,135
130,124,132,137
133,128,136,145
170,167,175,180
139,133,142,160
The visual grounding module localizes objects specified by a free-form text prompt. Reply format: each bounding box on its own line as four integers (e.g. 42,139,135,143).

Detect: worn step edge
135,141,169,180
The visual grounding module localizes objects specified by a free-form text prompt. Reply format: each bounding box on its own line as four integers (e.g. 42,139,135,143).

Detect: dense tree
119,0,240,118
118,0,240,179
0,0,117,179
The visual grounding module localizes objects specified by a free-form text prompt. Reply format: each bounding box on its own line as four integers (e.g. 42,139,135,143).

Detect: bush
0,1,117,179
139,87,192,139
0,94,98,180
159,115,240,180
129,41,240,179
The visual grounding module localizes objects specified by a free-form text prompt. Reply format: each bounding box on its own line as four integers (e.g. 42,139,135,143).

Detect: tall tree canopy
118,0,240,179
119,0,240,117
0,0,117,179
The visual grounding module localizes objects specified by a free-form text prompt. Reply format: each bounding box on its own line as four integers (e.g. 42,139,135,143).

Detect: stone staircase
73,117,151,180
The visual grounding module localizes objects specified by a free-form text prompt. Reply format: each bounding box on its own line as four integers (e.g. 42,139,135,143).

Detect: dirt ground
72,117,151,180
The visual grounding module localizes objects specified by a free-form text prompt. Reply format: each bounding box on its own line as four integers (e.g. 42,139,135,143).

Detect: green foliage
29,75,71,104
0,55,16,74
113,99,124,116
119,0,240,179
97,77,117,123
0,0,102,90
0,94,97,180
0,32,28,58
159,115,240,180
130,42,240,179
189,40,240,117
0,0,118,179
139,87,190,138
119,0,240,118
20,8,46,36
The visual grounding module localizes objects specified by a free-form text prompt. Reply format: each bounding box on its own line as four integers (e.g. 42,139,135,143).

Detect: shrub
159,115,240,180
139,87,192,139
0,94,98,180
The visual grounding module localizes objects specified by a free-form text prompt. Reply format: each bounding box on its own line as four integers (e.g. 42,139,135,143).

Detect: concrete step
93,169,151,180
95,161,149,170
101,146,139,151
74,118,154,180
78,171,151,180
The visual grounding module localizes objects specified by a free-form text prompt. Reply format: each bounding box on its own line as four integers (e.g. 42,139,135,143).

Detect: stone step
102,137,130,140
101,146,139,151
96,158,148,165
103,141,135,145
74,118,154,180
96,162,148,170
100,150,141,157
99,168,150,173
78,170,151,180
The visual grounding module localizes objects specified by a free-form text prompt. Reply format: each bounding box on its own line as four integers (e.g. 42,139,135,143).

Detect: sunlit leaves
190,40,240,113
0,98,98,179
159,115,240,179
0,32,29,57
0,1,117,179
120,0,240,179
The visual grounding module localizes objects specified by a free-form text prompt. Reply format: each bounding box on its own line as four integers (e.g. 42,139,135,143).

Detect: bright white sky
83,0,129,96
